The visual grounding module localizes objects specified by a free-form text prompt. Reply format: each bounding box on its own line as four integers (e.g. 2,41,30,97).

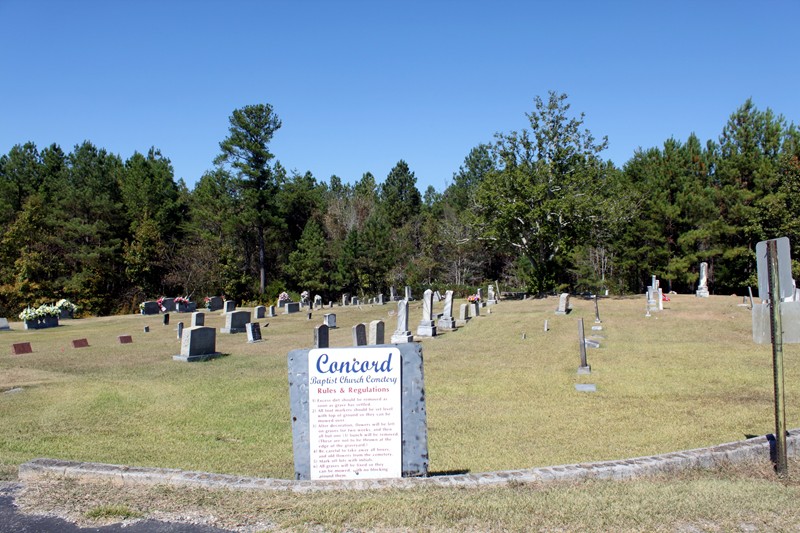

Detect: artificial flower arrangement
56,299,78,313
18,304,61,321
175,296,190,305
278,292,291,302
467,294,481,303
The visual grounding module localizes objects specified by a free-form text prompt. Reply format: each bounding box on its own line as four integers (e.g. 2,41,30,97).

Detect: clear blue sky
2,1,798,193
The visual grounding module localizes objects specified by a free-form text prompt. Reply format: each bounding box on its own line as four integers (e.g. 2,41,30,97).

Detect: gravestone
206,296,223,311
477,288,483,305
221,310,250,334
71,338,89,348
223,300,236,313
176,321,184,340
255,305,266,319
284,302,301,314
404,285,412,301
143,326,149,333
696,261,710,297
487,284,498,305
314,324,329,349
469,301,480,318
314,294,322,309
456,303,470,326
555,293,570,315
377,293,384,305
268,305,277,317
160,298,176,312
341,294,349,306
437,290,456,330
163,313,170,326
391,300,414,343
352,323,367,346
141,301,159,315
117,335,133,344
433,290,442,302
350,296,359,306
416,289,437,337
173,326,219,362
390,286,397,302
323,313,337,329
657,287,664,311
12,342,33,355
246,322,262,343
288,343,428,480
0,318,9,331
369,320,385,345
191,312,205,327
577,318,591,374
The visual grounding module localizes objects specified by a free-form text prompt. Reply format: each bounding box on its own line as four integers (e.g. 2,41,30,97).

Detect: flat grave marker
71,338,89,348
118,335,133,344
12,342,32,355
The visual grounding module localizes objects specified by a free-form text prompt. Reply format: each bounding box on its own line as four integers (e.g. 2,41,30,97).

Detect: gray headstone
160,298,176,312
284,302,301,314
470,301,480,318
223,300,236,313
314,324,329,349
377,293,384,305
0,318,9,331
314,294,323,309
246,322,262,343
437,290,456,330
141,301,159,315
323,313,337,328
390,286,397,301
416,289,437,337
173,326,219,362
191,312,205,327
221,310,250,333
404,285,412,301
350,296,359,306
163,313,170,326
352,323,367,346
487,284,497,305
555,293,570,315
176,321,184,340
369,320,385,345
391,300,413,343
206,296,223,311
696,261,710,297
255,305,266,319
268,305,277,317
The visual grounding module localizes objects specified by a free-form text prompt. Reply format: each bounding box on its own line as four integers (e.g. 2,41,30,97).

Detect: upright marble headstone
469,301,480,318
255,305,266,319
352,323,367,346
350,296,359,306
377,293,384,305
457,303,470,326
221,310,250,333
433,290,442,302
0,318,9,331
284,302,301,314
314,294,323,309
696,261,710,297
173,326,219,362
323,313,337,328
657,287,664,311
390,286,397,302
268,305,277,317
191,312,205,327
437,290,456,330
391,300,414,343
176,321,184,340
223,300,236,313
487,284,498,305
246,322,262,343
341,293,349,306
369,320,385,345
404,286,412,301
314,324,329,349
555,293,570,315
416,289,437,337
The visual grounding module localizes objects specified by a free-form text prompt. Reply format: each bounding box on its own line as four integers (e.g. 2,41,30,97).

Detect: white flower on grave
56,298,78,312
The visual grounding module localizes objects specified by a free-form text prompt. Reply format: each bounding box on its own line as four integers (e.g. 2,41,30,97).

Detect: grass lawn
4,294,800,530
1,294,798,481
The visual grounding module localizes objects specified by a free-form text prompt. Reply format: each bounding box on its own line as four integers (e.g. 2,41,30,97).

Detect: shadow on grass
429,469,470,476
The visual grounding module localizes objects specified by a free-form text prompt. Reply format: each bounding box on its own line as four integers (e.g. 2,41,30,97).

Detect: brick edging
18,429,799,492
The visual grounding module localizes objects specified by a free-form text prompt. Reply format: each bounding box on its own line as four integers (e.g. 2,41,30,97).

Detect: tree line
1,93,798,317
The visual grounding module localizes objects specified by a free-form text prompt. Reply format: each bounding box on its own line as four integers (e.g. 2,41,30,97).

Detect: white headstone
390,300,413,343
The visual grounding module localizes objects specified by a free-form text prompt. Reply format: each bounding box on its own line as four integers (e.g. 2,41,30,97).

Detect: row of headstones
141,298,198,314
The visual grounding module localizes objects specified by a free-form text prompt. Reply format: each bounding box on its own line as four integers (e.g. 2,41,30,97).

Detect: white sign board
308,347,402,480
756,237,793,300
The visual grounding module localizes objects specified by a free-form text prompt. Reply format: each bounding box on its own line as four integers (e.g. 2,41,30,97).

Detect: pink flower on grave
467,294,480,303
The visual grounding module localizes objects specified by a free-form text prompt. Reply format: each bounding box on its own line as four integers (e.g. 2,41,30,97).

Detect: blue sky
2,1,798,193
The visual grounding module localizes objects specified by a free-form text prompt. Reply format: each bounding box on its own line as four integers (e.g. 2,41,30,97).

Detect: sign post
767,240,788,476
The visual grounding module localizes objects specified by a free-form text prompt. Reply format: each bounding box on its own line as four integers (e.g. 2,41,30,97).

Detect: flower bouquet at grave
139,302,146,312
156,296,166,312
467,294,481,303
56,298,78,318
204,296,211,309
278,292,291,303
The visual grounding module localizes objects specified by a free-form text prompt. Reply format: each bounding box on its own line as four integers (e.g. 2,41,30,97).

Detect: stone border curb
19,429,799,493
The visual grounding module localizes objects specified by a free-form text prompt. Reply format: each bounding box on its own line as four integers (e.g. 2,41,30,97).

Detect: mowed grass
1,295,799,482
